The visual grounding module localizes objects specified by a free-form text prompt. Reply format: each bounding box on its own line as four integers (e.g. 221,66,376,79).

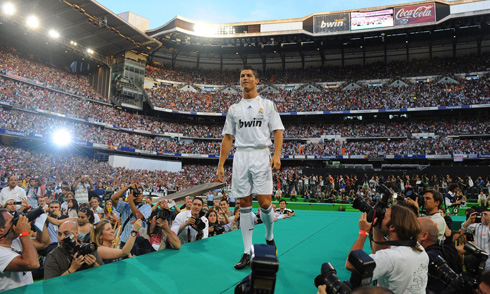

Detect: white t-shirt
171,210,209,244
427,213,447,241
0,239,34,291
0,186,27,208
370,245,429,294
222,96,284,148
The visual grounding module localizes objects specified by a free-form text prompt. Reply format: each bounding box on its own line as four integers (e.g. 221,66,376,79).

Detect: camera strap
121,203,144,234
369,234,418,248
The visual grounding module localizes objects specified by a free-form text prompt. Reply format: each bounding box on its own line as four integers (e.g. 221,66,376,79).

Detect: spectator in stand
0,210,39,291
478,191,488,207
89,197,104,221
0,176,27,208
445,183,463,215
72,175,92,204
93,219,143,263
77,208,94,243
138,208,181,251
65,199,79,218
26,178,41,209
102,199,119,228
111,184,151,248
94,182,106,199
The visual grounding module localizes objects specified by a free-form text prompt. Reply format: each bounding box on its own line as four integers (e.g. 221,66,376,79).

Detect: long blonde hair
92,219,113,247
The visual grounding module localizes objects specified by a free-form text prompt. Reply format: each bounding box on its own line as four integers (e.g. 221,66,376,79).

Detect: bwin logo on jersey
239,118,262,128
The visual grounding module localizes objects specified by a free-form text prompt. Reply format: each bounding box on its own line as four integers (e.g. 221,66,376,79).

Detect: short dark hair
425,189,443,209
279,199,287,205
219,199,228,204
241,65,259,79
193,197,204,205
448,183,459,192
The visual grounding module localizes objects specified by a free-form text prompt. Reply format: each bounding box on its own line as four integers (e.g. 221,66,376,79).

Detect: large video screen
350,9,394,31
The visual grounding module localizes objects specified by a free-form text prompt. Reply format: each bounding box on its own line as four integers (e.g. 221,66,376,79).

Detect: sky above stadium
96,0,415,29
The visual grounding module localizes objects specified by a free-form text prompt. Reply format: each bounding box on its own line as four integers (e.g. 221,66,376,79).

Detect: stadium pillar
260,54,267,72
300,51,305,70
341,45,345,68
406,40,409,63
280,52,286,71
477,36,482,56
319,49,325,68
429,38,432,61
220,53,223,72
362,45,366,66
453,37,457,58
196,51,200,70
384,42,387,64
171,51,179,70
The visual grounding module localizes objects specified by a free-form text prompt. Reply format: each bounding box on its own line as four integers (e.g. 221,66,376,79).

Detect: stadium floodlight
51,129,72,147
26,15,39,29
2,2,15,15
194,23,216,37
86,48,94,54
70,40,77,46
48,29,60,39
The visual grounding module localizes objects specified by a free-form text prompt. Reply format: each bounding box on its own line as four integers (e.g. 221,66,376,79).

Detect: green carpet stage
6,211,467,294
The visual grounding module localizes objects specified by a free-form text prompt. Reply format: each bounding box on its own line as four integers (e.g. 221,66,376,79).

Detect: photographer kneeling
139,205,181,251
171,197,208,244
346,204,429,294
44,221,103,279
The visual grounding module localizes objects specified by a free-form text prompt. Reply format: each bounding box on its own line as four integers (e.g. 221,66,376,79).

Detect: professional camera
314,250,376,294
157,208,171,221
192,215,206,231
12,206,44,226
74,243,98,256
235,244,279,294
352,184,393,227
62,233,98,255
428,255,465,294
211,224,225,235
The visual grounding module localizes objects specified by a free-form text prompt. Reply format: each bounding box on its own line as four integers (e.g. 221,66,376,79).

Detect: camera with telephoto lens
62,233,98,256
427,242,488,294
235,244,279,294
157,208,171,221
352,184,393,227
12,206,44,226
314,250,376,294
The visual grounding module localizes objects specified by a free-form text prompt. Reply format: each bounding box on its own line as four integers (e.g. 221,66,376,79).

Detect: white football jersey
222,96,284,148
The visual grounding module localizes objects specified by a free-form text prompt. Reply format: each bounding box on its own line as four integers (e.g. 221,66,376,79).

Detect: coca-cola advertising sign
395,3,435,26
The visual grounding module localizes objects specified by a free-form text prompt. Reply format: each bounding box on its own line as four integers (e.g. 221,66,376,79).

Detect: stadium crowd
146,77,490,113
146,53,490,84
0,47,106,102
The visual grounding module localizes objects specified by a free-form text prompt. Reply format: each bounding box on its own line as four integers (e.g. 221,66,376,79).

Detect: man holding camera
72,175,93,204
346,204,429,294
462,209,490,271
44,221,102,279
422,190,446,241
111,184,151,248
0,176,27,210
0,209,39,291
171,197,208,244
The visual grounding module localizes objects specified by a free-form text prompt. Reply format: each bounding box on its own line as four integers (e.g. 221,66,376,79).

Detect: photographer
206,210,226,237
111,184,151,248
72,175,93,204
418,217,462,293
138,207,181,251
445,183,463,216
346,204,429,294
0,209,39,291
44,221,103,279
461,209,490,271
422,190,446,241
171,197,208,244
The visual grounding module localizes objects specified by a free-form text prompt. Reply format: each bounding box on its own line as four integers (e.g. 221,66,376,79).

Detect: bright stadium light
86,48,94,54
194,23,217,37
48,29,60,39
2,2,15,15
26,15,39,29
51,129,72,147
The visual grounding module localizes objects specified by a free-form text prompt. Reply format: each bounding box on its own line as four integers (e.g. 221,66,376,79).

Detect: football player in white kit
217,65,284,270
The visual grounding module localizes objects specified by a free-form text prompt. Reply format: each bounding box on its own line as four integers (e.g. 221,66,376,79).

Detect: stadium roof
0,0,161,61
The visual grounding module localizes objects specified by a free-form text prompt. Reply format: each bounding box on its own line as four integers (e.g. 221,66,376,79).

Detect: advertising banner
351,9,394,31
313,13,350,34
395,3,435,25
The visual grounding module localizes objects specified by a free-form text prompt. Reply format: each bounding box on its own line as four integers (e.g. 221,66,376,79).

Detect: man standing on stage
217,65,284,270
